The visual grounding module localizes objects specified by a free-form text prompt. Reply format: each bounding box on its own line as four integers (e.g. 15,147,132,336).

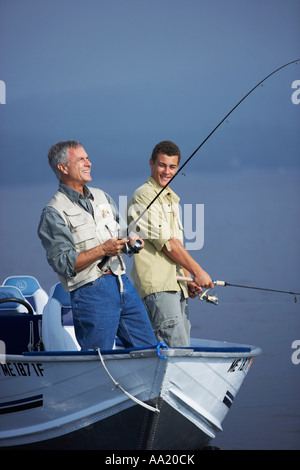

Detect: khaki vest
47,187,126,291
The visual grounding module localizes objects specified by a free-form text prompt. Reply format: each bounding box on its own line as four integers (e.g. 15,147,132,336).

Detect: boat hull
0,341,261,450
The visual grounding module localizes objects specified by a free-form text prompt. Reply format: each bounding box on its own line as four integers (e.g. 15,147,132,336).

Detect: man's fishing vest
47,187,126,292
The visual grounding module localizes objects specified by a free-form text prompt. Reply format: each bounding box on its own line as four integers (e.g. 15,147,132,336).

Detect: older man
38,140,156,350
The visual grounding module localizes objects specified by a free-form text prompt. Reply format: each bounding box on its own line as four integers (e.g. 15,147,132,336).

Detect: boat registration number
0,361,44,377
227,357,253,372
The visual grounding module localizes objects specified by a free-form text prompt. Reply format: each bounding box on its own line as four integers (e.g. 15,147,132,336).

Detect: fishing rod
98,59,299,270
177,277,300,305
214,280,300,304
214,280,300,297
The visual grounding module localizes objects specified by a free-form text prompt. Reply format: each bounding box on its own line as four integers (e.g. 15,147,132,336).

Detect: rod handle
177,277,228,286
214,280,226,286
176,276,193,282
98,256,109,270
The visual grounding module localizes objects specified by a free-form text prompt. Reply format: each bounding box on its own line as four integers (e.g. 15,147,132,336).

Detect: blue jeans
70,274,157,350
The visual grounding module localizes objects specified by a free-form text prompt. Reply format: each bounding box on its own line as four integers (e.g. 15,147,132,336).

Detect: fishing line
128,59,300,232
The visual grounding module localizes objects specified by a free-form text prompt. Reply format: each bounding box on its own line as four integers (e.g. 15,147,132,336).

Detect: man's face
150,153,179,187
59,146,92,190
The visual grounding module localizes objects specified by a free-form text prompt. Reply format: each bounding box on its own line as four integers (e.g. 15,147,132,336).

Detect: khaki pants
142,291,190,348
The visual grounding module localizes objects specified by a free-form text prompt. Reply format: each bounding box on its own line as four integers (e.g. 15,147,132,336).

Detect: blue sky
0,0,299,185
0,2,299,450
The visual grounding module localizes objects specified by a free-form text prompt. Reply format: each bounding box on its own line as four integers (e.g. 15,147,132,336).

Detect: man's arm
38,206,128,276
162,238,213,291
74,237,128,272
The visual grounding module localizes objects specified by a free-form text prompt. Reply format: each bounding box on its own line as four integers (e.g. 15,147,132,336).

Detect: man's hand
75,237,129,273
102,237,129,257
187,281,202,298
186,270,213,298
193,268,214,291
129,234,144,250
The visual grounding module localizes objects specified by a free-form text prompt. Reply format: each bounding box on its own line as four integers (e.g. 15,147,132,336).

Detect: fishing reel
126,239,143,257
177,275,219,305
199,288,219,305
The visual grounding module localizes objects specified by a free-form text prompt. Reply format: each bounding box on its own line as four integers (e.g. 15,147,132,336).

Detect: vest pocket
63,211,86,227
69,218,98,249
72,227,97,245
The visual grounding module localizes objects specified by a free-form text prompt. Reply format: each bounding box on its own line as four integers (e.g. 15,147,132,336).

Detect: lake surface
1,168,299,449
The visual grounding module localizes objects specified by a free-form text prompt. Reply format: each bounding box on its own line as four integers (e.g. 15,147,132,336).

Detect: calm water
1,169,299,449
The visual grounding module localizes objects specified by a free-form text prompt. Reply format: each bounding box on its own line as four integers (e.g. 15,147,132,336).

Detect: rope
96,348,160,414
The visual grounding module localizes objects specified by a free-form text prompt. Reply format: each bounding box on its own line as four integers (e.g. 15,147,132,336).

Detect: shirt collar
146,176,180,203
58,183,94,203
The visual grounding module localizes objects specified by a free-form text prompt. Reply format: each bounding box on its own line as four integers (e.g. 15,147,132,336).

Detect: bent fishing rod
98,58,299,270
128,59,299,231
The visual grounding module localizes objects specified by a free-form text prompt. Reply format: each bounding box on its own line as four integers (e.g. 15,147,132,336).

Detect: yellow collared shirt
127,177,188,299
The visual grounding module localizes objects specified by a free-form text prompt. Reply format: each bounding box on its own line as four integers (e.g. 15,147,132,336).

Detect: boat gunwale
2,344,262,362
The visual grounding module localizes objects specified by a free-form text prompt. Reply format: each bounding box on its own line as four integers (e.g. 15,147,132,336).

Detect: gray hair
48,140,82,180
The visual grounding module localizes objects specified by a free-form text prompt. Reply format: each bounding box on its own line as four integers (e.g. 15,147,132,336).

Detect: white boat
0,276,261,450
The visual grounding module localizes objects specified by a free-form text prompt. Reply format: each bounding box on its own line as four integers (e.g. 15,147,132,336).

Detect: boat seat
0,285,32,314
42,282,80,351
0,286,43,353
3,275,48,314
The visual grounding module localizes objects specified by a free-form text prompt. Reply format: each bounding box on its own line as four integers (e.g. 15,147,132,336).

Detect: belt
102,268,113,275
97,261,113,274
